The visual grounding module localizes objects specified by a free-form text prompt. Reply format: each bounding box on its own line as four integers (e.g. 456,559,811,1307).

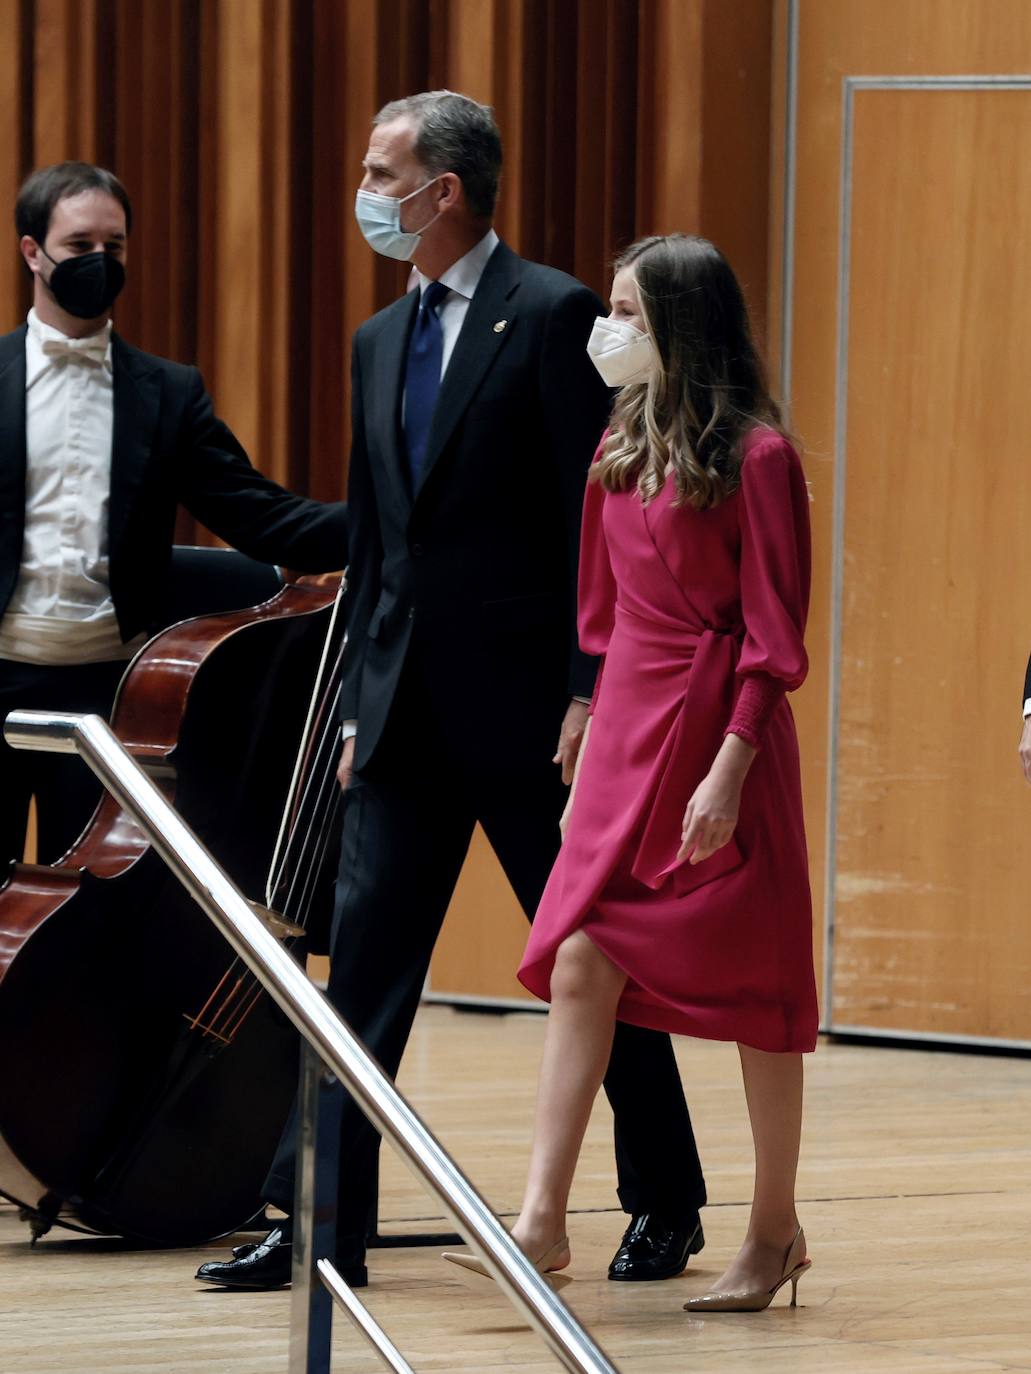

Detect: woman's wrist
713,732,758,784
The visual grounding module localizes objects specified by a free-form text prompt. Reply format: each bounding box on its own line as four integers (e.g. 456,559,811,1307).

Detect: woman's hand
677,733,757,864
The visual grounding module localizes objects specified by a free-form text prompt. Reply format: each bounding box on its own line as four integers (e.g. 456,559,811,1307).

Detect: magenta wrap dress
518,428,819,1054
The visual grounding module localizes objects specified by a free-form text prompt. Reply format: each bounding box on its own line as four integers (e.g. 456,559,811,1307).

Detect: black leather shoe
607,1212,704,1282
195,1225,368,1290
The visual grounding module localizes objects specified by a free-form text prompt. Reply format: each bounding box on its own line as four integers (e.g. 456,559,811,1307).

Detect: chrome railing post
289,1042,341,1374
4,711,621,1374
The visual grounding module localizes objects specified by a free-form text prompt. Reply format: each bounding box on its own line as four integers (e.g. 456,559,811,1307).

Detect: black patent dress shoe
607,1212,705,1282
195,1225,368,1290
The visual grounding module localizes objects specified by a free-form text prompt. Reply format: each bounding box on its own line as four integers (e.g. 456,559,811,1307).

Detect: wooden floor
2,1005,1031,1372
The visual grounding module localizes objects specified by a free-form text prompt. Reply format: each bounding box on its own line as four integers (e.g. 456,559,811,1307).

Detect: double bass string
184,585,349,1044
274,683,347,923
196,701,344,1043
268,596,352,931
187,968,235,1032
207,735,346,1043
262,593,348,924
266,583,347,908
197,714,344,1043
282,786,343,947
190,589,351,1046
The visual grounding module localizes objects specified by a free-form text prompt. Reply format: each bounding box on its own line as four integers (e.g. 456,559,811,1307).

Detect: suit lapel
416,242,520,495
0,330,28,541
109,335,162,556
373,290,419,512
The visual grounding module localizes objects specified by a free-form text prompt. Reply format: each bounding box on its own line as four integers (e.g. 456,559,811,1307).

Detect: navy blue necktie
403,280,449,491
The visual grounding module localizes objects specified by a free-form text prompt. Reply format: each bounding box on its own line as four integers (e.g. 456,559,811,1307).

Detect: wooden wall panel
0,0,32,327
111,0,201,368
834,86,1031,1040
774,0,1031,1044
637,1,704,239
637,0,773,334
33,0,106,167
210,0,283,481
0,0,773,500
698,0,774,342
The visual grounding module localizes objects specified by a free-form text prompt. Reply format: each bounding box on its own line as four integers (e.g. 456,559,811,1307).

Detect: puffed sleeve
725,434,811,747
577,437,618,713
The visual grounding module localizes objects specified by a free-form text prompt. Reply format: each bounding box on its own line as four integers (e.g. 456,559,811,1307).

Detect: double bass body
0,582,341,1245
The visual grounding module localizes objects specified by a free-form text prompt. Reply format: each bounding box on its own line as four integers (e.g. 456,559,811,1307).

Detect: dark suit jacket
0,326,348,645
340,239,611,773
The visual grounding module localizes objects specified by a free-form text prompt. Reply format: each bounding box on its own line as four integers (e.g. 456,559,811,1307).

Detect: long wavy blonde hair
593,234,786,510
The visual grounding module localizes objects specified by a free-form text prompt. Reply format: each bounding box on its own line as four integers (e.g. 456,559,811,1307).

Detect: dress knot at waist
614,601,744,647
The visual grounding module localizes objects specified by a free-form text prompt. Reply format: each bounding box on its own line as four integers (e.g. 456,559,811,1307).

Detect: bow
41,333,110,364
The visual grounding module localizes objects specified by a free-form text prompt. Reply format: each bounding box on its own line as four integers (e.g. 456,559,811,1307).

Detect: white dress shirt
0,309,143,666
414,227,499,375
398,228,501,424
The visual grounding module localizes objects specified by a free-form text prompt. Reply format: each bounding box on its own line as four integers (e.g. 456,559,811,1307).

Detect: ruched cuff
725,672,785,748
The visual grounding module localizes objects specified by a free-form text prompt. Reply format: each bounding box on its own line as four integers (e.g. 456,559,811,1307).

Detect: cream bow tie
41,333,109,364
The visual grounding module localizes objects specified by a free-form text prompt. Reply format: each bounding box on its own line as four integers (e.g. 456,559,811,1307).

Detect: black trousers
0,658,126,869
264,668,707,1242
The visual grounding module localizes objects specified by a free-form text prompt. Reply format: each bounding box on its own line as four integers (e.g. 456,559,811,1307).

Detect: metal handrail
317,1256,415,1372
4,710,620,1374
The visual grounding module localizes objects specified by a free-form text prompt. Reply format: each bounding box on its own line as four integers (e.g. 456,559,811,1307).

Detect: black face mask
40,247,126,320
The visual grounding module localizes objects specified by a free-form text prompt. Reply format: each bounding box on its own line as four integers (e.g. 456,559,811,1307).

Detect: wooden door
773,0,1031,1044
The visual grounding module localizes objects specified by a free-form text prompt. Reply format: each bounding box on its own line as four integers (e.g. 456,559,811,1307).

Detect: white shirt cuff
1023,699,1031,720
341,720,358,742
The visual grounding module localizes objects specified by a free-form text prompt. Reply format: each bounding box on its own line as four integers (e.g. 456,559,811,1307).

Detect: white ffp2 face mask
586,316,657,386
354,178,443,261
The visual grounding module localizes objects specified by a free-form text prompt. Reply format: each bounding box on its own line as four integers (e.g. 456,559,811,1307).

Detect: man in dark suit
0,162,348,870
200,90,706,1292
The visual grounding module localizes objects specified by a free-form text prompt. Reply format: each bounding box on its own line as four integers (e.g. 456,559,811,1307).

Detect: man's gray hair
373,90,502,219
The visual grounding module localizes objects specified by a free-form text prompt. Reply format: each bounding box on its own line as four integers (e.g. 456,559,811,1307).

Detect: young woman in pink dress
446,233,818,1312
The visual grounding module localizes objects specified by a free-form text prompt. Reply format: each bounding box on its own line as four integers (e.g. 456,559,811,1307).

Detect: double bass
0,571,346,1244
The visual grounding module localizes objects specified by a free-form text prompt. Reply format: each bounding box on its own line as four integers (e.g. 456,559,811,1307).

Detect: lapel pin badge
493,319,507,333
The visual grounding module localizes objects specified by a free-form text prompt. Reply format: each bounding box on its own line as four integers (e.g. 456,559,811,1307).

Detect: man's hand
553,699,590,785
337,734,356,791
1020,719,1031,784
294,571,344,589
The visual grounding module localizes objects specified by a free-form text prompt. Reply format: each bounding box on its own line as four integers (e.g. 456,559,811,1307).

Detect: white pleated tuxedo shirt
0,309,142,665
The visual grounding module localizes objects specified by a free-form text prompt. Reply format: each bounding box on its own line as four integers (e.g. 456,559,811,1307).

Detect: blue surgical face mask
353,178,443,261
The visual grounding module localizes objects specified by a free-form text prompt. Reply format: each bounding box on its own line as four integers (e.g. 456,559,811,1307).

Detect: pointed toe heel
442,1237,572,1292
682,1227,811,1314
